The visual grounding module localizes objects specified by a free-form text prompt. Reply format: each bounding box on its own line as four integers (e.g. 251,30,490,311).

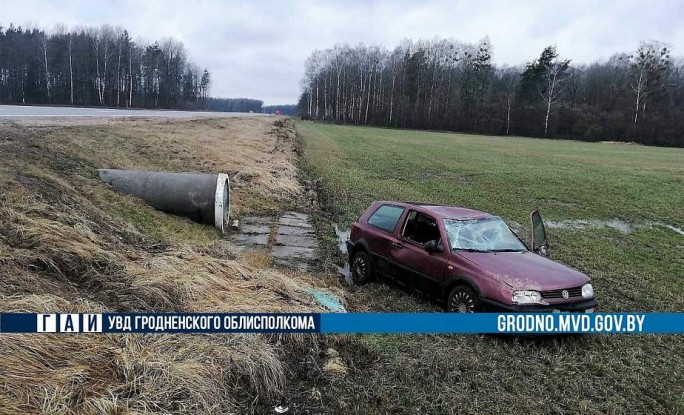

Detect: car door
390,210,449,296
364,204,406,278
530,209,549,257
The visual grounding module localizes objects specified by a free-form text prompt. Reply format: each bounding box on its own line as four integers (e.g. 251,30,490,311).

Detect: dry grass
47,117,303,217
0,117,323,414
0,332,288,414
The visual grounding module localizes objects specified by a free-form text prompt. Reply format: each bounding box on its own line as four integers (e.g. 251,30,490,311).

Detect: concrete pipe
98,169,230,233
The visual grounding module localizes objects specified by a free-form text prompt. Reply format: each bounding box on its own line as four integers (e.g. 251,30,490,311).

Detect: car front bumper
482,298,599,312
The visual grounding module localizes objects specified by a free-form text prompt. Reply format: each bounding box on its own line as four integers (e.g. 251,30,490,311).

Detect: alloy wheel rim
450,291,475,313
353,257,367,281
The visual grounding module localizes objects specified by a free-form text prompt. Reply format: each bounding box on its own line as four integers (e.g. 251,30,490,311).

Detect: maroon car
346,201,597,313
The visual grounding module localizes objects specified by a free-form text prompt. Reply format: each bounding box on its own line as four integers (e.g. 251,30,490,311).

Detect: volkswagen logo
562,290,569,299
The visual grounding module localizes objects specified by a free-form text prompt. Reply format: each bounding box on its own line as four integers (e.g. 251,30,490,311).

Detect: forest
205,97,263,113
264,104,298,115
0,24,210,109
299,38,684,147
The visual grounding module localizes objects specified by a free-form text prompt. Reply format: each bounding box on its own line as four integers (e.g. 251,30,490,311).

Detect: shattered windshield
444,217,527,252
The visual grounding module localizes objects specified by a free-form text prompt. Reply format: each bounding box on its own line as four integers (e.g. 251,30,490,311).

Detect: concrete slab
275,234,317,248
277,225,315,236
227,211,319,272
271,245,316,259
277,217,313,228
239,224,271,234
230,233,270,246
281,211,309,220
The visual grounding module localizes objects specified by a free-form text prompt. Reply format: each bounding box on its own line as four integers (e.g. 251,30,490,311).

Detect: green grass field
296,122,684,413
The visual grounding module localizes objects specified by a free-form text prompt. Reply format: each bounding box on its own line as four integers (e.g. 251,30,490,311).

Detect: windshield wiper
490,248,526,252
457,248,493,253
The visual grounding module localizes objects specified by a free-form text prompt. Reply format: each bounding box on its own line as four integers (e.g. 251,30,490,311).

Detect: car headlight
582,283,594,299
512,290,546,305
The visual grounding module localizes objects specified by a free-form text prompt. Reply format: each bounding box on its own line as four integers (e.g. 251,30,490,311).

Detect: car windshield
444,217,527,252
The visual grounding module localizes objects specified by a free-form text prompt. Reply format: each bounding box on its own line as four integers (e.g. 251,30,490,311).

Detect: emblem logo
562,290,569,299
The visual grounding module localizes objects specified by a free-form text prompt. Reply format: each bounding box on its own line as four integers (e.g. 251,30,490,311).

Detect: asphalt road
0,105,268,119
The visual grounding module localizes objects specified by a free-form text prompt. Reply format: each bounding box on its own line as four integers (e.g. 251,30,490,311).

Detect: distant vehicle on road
346,201,597,313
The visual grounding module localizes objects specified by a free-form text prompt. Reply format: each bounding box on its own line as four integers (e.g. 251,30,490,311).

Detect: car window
367,205,405,233
402,211,441,244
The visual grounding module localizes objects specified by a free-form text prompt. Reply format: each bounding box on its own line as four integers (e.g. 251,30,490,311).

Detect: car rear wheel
351,251,372,285
447,285,479,313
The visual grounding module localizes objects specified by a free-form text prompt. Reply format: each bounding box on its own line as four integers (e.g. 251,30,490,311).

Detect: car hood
457,251,590,291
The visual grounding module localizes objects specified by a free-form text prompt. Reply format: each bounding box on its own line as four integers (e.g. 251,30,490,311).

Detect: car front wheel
447,285,479,313
350,251,372,285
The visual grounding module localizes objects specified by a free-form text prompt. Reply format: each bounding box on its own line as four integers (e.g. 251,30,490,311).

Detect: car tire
447,285,480,313
350,251,373,285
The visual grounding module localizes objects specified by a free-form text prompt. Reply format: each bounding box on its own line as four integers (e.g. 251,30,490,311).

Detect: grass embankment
0,117,325,414
296,122,684,414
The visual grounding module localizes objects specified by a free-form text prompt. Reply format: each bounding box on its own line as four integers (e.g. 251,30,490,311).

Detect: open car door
529,209,549,257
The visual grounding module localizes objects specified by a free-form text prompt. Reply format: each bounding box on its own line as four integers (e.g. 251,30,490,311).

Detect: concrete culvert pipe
98,169,230,233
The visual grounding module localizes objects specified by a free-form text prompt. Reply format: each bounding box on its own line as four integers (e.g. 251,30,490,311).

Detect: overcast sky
2,0,683,105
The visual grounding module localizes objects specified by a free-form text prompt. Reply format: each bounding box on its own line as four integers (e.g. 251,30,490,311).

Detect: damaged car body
346,201,598,313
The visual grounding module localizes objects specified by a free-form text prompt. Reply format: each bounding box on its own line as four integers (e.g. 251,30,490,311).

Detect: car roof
375,201,494,220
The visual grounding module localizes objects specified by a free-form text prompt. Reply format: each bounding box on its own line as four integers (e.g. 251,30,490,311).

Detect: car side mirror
530,209,549,257
424,239,443,254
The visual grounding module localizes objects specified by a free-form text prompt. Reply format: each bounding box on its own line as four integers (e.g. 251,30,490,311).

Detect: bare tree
101,25,115,105
498,66,519,135
128,39,136,107
627,41,671,126
90,27,103,105
567,65,585,108
67,31,74,105
522,46,570,135
36,31,51,101
115,27,125,106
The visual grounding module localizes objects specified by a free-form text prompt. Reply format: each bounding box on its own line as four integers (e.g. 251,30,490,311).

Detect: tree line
0,23,210,109
264,104,298,115
299,38,684,147
205,97,263,113
204,99,298,114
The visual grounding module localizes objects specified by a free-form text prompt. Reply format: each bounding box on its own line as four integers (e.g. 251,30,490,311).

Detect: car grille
541,286,583,299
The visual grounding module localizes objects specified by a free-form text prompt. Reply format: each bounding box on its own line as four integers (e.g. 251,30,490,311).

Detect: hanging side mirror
530,209,549,257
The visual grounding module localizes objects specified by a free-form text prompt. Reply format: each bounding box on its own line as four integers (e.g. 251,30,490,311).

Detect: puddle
546,219,634,234
545,219,684,236
663,224,684,236
305,288,346,312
